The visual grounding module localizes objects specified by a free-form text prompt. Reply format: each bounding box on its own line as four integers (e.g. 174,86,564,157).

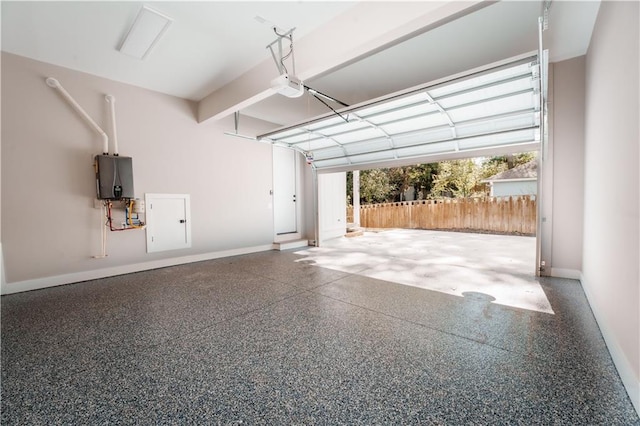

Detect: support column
353,170,361,228
312,167,319,247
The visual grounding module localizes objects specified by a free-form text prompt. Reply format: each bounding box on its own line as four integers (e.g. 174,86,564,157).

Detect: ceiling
1,1,356,100
244,0,600,125
1,1,600,128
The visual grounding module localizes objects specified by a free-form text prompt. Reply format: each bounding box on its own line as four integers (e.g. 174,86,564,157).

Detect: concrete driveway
294,229,550,314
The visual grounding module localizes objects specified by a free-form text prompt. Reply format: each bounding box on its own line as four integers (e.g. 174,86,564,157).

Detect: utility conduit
105,95,119,156
45,77,109,155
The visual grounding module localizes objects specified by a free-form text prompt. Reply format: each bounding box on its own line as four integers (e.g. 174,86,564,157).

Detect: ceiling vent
119,6,173,60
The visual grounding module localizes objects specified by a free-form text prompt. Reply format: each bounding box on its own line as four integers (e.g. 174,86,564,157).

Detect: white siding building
484,160,537,197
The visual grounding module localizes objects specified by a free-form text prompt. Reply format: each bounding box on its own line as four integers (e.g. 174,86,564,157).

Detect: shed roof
486,159,537,181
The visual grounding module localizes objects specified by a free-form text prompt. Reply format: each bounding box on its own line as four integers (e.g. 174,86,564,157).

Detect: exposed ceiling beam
197,0,491,123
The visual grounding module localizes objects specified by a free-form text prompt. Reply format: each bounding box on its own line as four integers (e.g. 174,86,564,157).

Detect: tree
430,159,483,198
480,152,537,179
381,164,441,201
408,163,439,199
346,152,536,204
348,164,440,204
387,167,413,201
346,171,353,205
359,168,392,204
480,157,508,180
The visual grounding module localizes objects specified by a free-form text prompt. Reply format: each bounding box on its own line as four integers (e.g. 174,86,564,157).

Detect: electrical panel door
145,194,192,253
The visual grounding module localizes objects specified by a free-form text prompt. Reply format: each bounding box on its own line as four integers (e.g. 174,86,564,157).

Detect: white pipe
103,207,108,257
223,111,258,141
105,95,119,156
92,203,108,259
46,77,109,155
223,131,257,141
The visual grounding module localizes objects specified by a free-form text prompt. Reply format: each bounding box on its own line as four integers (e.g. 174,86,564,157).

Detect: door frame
272,146,303,243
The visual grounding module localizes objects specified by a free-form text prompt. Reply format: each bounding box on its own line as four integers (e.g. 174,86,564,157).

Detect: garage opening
345,153,538,236
258,52,549,313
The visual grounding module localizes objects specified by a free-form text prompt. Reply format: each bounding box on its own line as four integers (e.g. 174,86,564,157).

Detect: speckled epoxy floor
2,235,639,424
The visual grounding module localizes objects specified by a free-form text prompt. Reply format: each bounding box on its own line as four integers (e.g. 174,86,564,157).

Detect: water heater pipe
92,202,108,259
105,95,119,156
45,77,109,155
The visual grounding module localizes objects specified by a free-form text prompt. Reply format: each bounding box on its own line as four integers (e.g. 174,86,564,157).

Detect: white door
318,172,347,244
145,194,191,253
273,146,297,235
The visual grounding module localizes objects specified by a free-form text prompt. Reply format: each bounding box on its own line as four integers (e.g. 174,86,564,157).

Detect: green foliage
359,169,393,204
346,151,536,203
480,152,537,179
387,167,413,201
346,171,353,205
512,151,537,164
480,158,508,180
409,163,439,199
349,166,439,204
430,159,483,198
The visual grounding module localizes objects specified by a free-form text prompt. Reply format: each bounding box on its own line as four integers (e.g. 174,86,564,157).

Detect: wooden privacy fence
347,196,536,235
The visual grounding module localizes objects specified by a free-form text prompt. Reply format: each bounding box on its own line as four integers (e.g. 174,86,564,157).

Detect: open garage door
259,52,547,273
258,52,541,173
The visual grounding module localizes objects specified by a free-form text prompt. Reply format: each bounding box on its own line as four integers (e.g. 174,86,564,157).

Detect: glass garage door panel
260,54,541,171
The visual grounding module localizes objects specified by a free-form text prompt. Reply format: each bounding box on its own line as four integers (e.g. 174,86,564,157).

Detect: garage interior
1,0,638,423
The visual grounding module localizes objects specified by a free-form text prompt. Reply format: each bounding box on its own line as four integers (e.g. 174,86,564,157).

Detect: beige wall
583,1,639,411
550,56,585,274
1,53,282,288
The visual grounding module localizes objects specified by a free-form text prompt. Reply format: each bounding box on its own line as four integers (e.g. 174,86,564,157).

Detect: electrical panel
95,155,134,200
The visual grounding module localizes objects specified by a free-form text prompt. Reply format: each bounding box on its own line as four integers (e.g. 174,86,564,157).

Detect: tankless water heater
95,155,134,200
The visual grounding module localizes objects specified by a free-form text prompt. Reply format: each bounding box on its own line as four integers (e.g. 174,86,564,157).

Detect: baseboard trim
0,243,5,294
580,273,640,415
550,267,582,280
1,244,274,295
